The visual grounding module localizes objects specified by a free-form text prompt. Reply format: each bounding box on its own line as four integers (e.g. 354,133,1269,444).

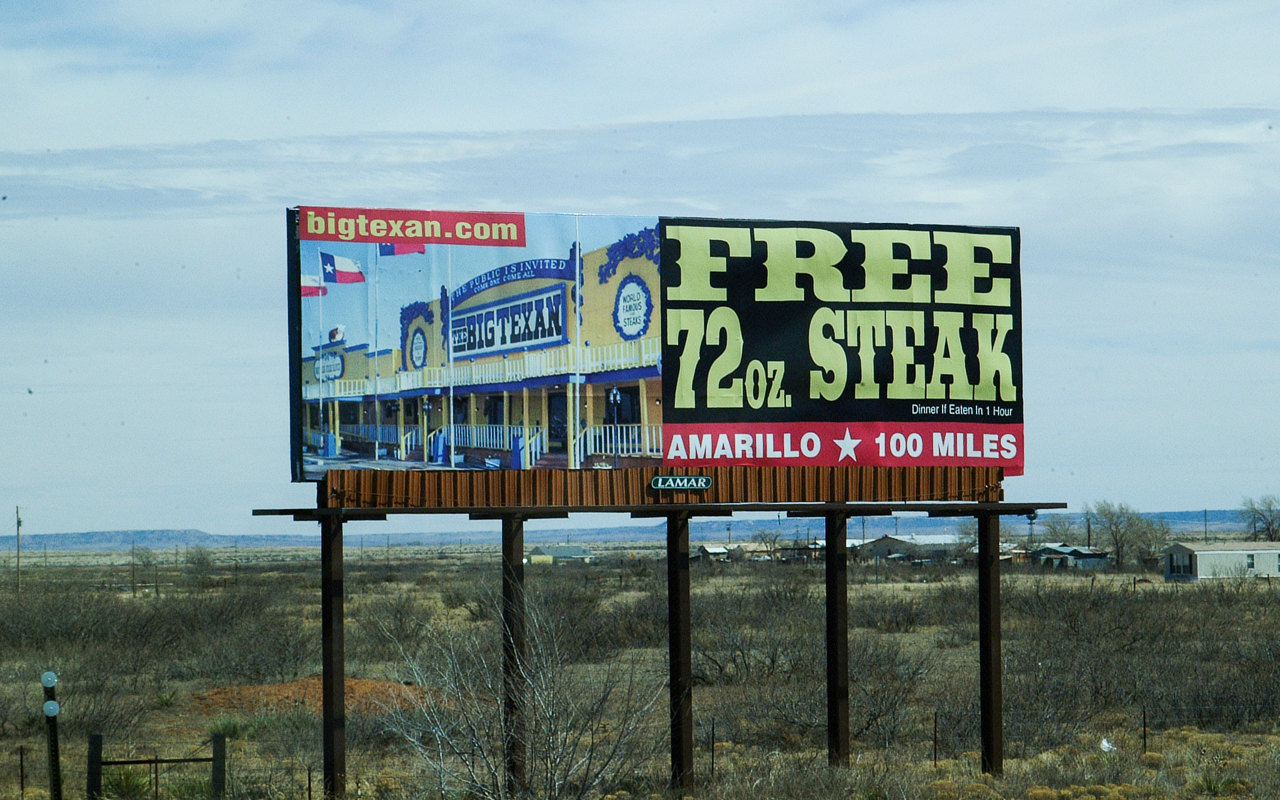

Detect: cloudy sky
2,0,1277,537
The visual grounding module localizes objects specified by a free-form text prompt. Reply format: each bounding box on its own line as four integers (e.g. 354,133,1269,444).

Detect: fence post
211,733,226,798
933,711,939,768
42,672,62,800
87,735,103,800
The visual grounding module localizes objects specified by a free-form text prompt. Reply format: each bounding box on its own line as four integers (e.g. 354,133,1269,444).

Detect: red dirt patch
191,676,423,715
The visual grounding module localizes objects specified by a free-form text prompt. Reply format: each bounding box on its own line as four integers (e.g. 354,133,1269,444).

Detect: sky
1,0,1278,538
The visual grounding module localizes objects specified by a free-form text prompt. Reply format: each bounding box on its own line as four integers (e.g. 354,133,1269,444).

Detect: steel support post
825,513,849,766
977,512,1003,776
320,491,346,799
502,515,528,796
667,512,693,792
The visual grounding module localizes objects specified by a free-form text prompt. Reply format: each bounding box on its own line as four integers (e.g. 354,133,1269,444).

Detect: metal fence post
42,672,62,800
87,734,103,800
211,733,226,798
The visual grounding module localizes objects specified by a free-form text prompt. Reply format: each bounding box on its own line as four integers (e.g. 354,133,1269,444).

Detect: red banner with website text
298,206,526,247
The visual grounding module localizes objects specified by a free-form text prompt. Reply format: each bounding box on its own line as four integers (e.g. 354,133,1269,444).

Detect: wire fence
6,699,1280,800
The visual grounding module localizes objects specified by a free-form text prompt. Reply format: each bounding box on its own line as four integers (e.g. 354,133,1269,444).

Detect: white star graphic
834,429,862,462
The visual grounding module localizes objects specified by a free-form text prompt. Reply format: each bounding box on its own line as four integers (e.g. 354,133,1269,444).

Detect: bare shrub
850,592,921,633
386,594,664,800
199,615,317,684
352,587,436,664
60,654,152,738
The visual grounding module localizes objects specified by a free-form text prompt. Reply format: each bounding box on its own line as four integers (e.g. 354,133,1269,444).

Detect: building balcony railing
575,424,664,461
302,337,659,401
428,424,547,468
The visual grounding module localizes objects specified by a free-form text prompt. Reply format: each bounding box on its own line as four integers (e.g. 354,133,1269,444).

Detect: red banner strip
298,206,526,247
662,422,1023,475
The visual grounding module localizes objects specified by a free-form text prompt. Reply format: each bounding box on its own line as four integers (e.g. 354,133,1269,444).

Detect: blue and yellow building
298,218,662,473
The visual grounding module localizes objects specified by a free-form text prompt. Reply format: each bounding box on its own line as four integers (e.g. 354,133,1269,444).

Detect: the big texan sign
659,220,1022,474
289,208,1022,479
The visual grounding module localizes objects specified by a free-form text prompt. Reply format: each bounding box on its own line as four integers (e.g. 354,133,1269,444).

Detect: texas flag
301,274,328,297
378,243,426,256
320,252,366,283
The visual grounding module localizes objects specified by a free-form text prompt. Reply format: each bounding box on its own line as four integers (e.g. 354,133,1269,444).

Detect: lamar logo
650,475,713,491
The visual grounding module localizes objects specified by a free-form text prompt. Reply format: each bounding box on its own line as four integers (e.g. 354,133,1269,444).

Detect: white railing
303,336,660,400
339,424,402,443
424,425,546,468
399,426,423,459
575,424,664,462
581,337,661,372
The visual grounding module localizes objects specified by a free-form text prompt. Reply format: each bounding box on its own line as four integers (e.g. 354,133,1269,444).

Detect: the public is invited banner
288,208,1022,480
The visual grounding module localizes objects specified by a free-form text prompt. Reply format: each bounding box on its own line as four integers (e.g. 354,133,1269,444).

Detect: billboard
289,208,1022,481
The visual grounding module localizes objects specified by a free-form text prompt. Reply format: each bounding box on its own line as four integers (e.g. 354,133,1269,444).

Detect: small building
1033,543,1112,570
695,545,731,562
528,545,594,565
779,541,824,562
857,535,919,562
730,542,774,561
1163,541,1280,581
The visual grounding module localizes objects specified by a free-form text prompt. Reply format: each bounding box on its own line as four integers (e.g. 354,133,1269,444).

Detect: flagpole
372,247,380,462
317,251,327,457
448,246,455,471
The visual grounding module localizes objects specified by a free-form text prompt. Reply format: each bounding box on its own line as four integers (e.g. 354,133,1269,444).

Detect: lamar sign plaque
650,475,714,491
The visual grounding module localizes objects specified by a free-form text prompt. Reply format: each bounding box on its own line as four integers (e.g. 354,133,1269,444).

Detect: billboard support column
825,513,850,766
501,515,527,795
977,512,1003,776
667,512,693,791
319,483,346,799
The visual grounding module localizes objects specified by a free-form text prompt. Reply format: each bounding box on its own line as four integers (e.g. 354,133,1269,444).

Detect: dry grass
1,548,1279,799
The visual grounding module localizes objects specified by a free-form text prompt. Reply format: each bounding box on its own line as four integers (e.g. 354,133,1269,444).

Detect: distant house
1032,543,1112,570
779,541,824,562
528,545,594,565
858,535,919,562
1163,542,1280,581
695,545,731,562
730,542,774,561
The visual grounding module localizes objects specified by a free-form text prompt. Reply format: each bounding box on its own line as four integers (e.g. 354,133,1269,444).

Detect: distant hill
0,529,319,553
0,509,1250,553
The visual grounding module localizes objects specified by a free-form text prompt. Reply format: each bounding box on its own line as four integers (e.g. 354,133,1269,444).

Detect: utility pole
15,506,21,595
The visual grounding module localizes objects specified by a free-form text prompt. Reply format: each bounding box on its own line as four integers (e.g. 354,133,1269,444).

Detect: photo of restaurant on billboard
288,207,1023,482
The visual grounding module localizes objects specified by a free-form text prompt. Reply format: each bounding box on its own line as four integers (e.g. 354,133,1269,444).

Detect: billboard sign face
288,208,1021,481
659,219,1022,473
